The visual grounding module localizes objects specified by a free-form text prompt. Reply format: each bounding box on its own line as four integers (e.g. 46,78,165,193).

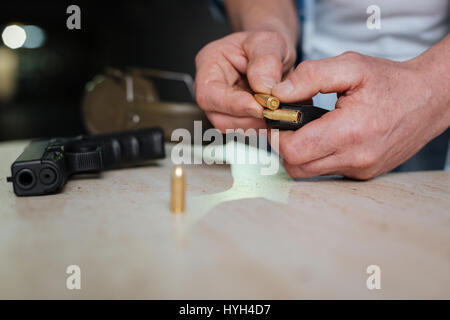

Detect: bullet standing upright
170,165,185,213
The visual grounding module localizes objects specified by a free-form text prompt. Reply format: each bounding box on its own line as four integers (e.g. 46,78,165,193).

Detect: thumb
272,52,365,102
244,32,295,94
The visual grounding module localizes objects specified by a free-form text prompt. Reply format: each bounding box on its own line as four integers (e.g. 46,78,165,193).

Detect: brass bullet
254,94,280,110
170,165,185,213
263,109,301,123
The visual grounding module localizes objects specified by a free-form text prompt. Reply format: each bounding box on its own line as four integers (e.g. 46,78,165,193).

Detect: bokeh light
23,25,46,49
1,25,27,49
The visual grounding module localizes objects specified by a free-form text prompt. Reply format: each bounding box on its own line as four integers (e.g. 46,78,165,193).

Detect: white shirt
306,0,449,62
299,0,450,168
301,0,449,107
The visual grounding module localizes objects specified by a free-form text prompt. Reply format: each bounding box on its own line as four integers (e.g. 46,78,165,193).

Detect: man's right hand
195,30,296,132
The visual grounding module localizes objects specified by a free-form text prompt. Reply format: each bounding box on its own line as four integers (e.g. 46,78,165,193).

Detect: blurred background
0,0,229,141
0,0,448,170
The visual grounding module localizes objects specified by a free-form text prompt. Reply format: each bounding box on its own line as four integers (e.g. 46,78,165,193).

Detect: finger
272,52,366,102
244,32,294,94
196,61,263,118
278,69,314,105
283,154,343,178
271,109,346,165
206,111,267,133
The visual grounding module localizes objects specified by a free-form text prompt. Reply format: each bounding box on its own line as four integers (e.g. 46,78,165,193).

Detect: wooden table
0,140,449,299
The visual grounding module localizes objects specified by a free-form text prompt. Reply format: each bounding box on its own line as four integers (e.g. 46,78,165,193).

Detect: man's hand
195,30,296,132
271,51,450,180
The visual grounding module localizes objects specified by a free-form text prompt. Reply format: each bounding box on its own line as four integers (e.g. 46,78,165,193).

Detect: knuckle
345,116,386,146
195,88,209,110
195,39,224,65
280,142,297,164
249,30,285,45
300,163,320,177
255,52,281,66
349,169,377,181
284,162,318,178
348,125,364,145
206,114,226,133
244,31,288,59
339,51,367,73
248,53,282,79
214,124,228,134
194,50,204,67
352,151,378,170
343,117,366,145
341,51,364,62
195,43,213,63
284,163,300,178
295,60,316,83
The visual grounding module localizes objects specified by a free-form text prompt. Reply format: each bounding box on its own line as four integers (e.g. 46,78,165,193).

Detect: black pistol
7,128,165,196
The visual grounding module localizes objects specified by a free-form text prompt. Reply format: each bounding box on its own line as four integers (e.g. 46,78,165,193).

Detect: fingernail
247,107,262,118
260,76,276,90
274,80,294,96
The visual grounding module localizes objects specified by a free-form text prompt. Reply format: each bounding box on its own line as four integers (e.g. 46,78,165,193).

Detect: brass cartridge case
170,165,185,213
263,109,301,123
254,94,280,110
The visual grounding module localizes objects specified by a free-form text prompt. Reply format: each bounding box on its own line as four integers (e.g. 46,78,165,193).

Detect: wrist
230,1,299,48
405,54,450,131
245,20,298,48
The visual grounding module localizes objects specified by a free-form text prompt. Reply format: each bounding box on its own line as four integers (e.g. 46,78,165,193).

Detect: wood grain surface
0,140,449,299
